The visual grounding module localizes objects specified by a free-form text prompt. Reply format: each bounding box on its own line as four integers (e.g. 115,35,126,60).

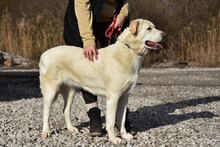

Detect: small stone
4,57,15,67
0,52,4,64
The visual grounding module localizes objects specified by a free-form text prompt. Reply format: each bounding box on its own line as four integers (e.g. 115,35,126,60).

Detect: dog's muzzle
145,33,167,50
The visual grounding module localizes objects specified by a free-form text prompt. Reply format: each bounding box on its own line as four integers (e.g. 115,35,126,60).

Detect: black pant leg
63,0,97,104
63,1,83,47
93,22,110,48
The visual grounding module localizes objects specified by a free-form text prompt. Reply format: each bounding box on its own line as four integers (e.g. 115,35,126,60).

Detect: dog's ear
129,20,138,35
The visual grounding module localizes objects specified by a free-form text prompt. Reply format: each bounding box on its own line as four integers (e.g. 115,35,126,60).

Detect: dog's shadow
129,96,219,132
79,96,219,133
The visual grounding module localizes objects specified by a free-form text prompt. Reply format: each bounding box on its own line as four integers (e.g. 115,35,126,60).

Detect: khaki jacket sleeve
117,2,129,21
75,0,96,48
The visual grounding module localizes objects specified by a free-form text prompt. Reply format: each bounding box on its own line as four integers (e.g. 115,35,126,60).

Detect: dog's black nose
161,32,168,41
162,32,167,37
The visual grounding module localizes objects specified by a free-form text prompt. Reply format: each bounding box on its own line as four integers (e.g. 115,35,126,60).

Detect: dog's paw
68,126,79,134
109,137,123,144
42,131,50,139
121,133,133,141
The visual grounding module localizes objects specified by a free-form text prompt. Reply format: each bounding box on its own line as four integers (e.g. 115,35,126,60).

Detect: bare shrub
0,10,64,61
0,0,219,66
130,0,220,66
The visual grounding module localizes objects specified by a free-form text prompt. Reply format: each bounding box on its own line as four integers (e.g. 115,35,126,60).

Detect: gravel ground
0,68,220,147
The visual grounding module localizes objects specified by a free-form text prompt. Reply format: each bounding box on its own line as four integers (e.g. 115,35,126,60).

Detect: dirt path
0,68,220,146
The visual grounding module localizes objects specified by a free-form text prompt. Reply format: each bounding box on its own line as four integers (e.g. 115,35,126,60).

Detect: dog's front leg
106,96,122,144
116,93,133,141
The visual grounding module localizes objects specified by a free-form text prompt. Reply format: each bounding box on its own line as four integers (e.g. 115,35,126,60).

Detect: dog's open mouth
145,41,163,50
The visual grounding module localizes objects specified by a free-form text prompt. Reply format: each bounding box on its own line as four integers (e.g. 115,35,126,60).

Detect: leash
105,15,122,45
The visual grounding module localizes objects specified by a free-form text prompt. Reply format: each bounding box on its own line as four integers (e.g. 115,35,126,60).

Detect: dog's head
118,19,166,55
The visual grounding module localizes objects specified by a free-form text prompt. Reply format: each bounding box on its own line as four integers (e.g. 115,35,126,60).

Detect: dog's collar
117,40,147,56
117,40,132,50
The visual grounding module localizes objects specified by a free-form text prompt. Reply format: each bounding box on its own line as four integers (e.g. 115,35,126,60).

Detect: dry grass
177,17,220,66
0,0,219,66
130,0,220,66
0,10,64,61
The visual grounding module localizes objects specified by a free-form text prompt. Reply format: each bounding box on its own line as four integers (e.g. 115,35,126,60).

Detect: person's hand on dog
83,44,99,62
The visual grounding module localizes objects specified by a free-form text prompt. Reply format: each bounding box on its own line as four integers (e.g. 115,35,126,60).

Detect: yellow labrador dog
39,19,165,144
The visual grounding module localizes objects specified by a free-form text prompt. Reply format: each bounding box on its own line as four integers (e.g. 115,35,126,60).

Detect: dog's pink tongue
146,41,163,49
155,42,163,49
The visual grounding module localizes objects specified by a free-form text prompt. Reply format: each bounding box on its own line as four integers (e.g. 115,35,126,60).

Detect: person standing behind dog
63,0,130,136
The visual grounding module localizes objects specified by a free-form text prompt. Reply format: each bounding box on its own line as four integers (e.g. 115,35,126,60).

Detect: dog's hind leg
61,85,79,134
116,93,133,141
41,76,59,139
106,94,123,144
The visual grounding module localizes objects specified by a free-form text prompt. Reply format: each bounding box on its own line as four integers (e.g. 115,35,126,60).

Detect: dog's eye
147,27,152,30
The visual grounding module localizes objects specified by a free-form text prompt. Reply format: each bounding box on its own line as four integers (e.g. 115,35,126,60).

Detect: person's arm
115,2,129,28
117,2,129,22
75,0,95,47
75,0,98,61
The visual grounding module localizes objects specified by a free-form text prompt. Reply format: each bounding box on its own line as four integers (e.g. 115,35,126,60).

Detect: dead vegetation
0,0,219,66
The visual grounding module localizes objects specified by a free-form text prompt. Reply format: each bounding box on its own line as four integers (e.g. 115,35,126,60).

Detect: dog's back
39,45,112,97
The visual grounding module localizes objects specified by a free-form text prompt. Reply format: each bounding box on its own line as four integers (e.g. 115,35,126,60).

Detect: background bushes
0,0,219,66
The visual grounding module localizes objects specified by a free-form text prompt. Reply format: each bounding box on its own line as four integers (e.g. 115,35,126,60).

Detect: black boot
87,107,103,137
